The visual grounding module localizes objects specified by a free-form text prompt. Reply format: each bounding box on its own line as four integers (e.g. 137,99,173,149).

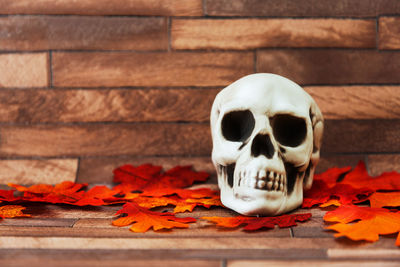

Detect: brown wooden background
0,0,400,185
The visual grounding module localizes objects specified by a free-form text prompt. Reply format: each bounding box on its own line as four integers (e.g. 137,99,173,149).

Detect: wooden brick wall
0,0,400,184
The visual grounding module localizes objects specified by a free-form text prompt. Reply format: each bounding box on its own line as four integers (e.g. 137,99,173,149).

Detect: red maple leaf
113,164,162,187
8,182,120,206
112,202,196,232
0,189,20,203
302,161,397,208
202,213,311,230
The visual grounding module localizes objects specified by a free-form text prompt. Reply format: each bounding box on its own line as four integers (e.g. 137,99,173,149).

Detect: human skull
210,73,323,216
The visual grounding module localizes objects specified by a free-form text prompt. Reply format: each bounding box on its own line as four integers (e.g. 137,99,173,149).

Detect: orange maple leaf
202,213,311,231
112,202,196,232
7,182,120,206
0,205,31,219
324,205,400,246
368,192,400,208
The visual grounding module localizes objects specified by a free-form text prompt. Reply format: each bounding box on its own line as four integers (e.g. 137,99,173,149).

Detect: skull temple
210,73,324,216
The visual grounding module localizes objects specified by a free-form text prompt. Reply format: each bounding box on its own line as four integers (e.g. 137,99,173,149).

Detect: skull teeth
238,170,286,192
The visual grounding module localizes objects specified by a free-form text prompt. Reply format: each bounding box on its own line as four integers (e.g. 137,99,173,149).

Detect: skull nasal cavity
251,134,275,159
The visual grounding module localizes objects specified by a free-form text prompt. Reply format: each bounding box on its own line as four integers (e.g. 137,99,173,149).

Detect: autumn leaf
368,192,400,208
113,164,210,192
112,202,196,232
202,213,311,231
302,180,372,208
0,205,31,219
113,164,162,187
339,161,400,191
0,189,20,203
173,197,223,213
8,182,120,206
324,205,400,246
160,165,210,188
302,162,394,208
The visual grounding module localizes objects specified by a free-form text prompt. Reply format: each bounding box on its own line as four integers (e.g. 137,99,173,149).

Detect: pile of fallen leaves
1,161,400,247
303,161,400,246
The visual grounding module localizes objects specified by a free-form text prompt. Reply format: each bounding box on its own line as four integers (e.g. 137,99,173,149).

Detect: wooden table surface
1,191,399,267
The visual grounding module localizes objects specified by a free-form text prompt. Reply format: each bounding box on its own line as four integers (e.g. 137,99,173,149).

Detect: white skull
210,73,323,216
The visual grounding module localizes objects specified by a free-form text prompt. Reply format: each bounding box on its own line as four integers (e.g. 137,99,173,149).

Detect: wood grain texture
0,89,216,123
0,257,220,267
367,154,400,176
304,86,400,119
0,218,77,228
0,86,399,125
206,0,400,17
0,124,211,157
77,156,215,184
257,50,400,85
0,0,203,16
316,155,365,174
172,19,375,49
0,236,361,250
0,53,48,88
228,260,400,267
0,159,78,184
0,248,328,263
0,16,167,51
379,17,400,50
323,120,400,153
52,52,253,87
0,120,398,157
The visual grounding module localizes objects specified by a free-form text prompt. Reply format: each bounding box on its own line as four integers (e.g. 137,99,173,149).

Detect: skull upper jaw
216,158,307,216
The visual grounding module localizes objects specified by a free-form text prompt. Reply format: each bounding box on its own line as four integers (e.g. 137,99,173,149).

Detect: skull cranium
210,73,324,216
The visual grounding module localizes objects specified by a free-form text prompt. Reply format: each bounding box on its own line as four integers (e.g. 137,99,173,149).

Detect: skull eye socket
221,110,255,142
271,114,307,147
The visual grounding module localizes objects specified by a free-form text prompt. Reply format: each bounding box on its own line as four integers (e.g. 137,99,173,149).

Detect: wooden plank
316,155,365,174
0,16,167,51
0,0,203,16
0,248,327,262
172,19,375,49
0,218,77,227
228,260,400,267
7,203,121,219
367,154,400,176
0,120,398,157
0,53,48,88
304,86,400,119
0,87,399,124
323,120,400,153
0,236,366,249
0,89,216,123
206,0,400,17
0,258,220,267
379,17,400,50
77,156,215,184
257,50,400,85
52,52,253,87
0,159,78,184
0,123,211,157
328,248,400,260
